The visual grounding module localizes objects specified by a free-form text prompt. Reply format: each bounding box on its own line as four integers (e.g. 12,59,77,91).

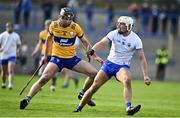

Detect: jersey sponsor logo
117,39,132,48
54,36,76,46
60,38,68,42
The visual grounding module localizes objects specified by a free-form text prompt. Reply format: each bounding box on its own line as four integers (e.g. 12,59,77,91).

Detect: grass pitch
0,75,180,117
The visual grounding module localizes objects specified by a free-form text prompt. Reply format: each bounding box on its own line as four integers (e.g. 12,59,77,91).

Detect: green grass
0,75,180,117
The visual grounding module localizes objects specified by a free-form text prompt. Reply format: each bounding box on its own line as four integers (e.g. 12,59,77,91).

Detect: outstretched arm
136,50,151,85
87,37,110,57
79,35,104,64
92,37,110,51
87,37,110,64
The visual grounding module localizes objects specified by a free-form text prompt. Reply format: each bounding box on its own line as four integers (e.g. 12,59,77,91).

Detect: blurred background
0,0,179,80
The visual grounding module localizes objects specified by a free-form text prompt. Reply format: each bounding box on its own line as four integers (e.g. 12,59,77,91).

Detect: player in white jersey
0,22,21,89
74,16,151,115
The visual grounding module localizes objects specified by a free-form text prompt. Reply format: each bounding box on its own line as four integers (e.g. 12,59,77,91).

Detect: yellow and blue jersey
49,20,84,58
39,29,52,55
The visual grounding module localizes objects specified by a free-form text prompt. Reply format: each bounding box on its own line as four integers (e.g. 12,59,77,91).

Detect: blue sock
126,102,131,110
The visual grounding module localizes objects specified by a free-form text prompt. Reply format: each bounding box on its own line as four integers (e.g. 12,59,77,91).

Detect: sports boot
126,105,141,115
78,91,96,107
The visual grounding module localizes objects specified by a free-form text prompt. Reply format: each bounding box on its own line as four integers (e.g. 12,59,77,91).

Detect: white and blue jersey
0,31,21,64
101,30,143,78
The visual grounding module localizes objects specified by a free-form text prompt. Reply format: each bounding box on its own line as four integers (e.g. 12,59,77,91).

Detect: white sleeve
135,36,143,50
106,31,114,41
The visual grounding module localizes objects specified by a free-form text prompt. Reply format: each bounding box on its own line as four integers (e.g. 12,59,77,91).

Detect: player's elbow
139,55,146,62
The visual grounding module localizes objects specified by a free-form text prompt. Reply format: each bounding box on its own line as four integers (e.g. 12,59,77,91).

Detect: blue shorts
47,56,51,62
50,56,81,70
101,60,130,78
0,56,16,65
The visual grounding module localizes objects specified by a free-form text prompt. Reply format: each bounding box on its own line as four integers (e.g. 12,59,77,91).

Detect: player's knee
39,73,51,85
8,70,14,75
123,78,131,87
39,78,48,86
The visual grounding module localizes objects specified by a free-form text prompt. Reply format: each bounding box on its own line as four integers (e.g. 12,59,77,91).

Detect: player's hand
86,49,95,62
93,56,104,65
41,56,47,65
144,76,151,86
31,52,37,58
0,48,4,52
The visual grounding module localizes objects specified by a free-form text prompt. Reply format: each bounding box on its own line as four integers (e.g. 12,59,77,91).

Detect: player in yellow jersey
20,7,103,110
61,38,80,89
31,20,57,91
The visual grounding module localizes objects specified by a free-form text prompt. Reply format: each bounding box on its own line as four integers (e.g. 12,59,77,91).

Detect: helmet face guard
117,16,134,31
6,22,13,33
62,15,72,20
60,7,74,21
59,7,74,27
